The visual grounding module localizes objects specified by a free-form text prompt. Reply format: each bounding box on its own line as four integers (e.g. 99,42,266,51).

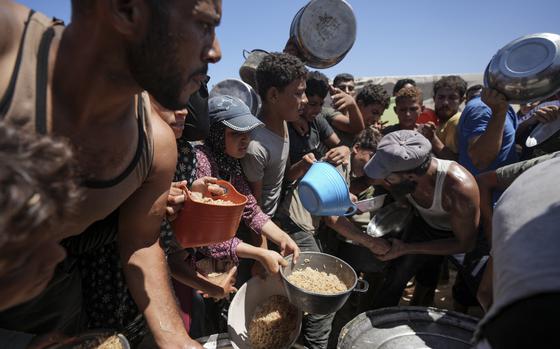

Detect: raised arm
467,89,510,170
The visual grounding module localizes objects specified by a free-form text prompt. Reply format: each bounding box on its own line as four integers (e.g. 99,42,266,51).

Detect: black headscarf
205,122,243,180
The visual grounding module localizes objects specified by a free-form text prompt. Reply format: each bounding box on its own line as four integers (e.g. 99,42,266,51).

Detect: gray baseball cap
208,95,264,132
364,130,432,179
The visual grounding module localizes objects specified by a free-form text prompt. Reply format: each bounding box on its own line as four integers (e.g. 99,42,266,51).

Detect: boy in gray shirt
241,53,308,217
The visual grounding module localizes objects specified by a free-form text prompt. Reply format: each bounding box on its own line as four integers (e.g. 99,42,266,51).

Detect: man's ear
108,0,147,38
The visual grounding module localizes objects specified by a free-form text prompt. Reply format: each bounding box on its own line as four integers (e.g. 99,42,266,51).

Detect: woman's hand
190,176,225,195
256,249,288,275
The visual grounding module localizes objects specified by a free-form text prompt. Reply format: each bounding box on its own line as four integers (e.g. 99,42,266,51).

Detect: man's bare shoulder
0,1,30,56
444,161,479,205
148,102,178,174
0,1,32,96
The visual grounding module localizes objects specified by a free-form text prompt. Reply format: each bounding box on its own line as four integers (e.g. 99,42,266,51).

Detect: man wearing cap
364,130,480,308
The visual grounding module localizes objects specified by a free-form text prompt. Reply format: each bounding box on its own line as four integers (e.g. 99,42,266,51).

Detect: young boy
382,85,423,135
241,53,308,217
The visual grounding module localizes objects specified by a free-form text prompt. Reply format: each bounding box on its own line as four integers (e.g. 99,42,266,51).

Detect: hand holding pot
166,181,188,221
376,238,408,261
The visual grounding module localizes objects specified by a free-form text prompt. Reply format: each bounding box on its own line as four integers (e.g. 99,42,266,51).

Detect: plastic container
172,180,247,248
298,162,356,216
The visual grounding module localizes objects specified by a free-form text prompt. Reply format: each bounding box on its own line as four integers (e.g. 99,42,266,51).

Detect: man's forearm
468,111,507,170
403,237,472,256
122,241,191,348
346,103,365,134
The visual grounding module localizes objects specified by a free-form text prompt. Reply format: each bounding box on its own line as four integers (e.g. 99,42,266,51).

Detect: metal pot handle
353,278,369,293
242,49,251,59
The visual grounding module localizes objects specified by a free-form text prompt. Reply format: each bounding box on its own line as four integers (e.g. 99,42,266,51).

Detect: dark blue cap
208,95,264,132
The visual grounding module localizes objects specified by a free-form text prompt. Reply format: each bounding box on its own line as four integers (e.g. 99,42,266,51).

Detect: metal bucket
289,0,357,69
337,306,480,349
280,252,368,315
209,79,261,116
239,49,269,90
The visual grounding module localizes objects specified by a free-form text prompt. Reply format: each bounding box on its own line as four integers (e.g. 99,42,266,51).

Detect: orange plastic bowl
172,180,247,248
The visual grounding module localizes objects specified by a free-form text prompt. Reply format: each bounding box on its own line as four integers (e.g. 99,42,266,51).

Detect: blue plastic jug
298,161,357,216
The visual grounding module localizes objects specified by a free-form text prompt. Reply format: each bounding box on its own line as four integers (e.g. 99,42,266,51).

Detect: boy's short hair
354,126,383,151
395,85,423,105
433,75,467,98
356,83,390,110
333,73,354,87
0,122,80,247
306,71,330,99
392,78,416,96
256,52,308,100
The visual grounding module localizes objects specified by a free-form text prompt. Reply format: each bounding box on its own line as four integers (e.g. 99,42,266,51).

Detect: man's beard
126,6,192,110
390,180,418,200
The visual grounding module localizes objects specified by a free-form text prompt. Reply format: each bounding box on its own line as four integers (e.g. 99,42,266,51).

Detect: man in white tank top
363,130,480,308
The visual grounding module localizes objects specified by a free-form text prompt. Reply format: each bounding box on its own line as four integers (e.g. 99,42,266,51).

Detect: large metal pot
209,79,261,116
484,32,560,104
280,252,368,315
289,0,357,69
337,306,479,349
238,49,269,91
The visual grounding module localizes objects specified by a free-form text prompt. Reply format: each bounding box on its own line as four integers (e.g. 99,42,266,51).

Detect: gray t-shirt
477,156,560,337
288,114,334,163
241,125,290,217
321,106,356,147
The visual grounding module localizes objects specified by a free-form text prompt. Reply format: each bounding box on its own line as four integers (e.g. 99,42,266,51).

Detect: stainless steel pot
209,79,261,116
366,201,413,238
280,252,368,315
289,0,357,69
238,49,269,91
484,32,560,104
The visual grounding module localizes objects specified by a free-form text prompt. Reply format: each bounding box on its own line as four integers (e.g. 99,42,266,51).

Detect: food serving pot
280,252,368,315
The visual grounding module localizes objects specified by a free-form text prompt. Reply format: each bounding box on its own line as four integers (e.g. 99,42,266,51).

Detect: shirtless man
0,1,221,348
364,130,480,308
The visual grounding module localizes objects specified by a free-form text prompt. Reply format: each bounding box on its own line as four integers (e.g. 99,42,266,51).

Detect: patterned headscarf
205,121,243,180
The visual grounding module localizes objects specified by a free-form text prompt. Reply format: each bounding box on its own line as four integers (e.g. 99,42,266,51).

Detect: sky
18,0,560,90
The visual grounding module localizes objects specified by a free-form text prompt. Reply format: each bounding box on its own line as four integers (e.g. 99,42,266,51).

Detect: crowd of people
0,1,559,349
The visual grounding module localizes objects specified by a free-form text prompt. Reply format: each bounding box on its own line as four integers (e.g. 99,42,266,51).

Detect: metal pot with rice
280,251,368,315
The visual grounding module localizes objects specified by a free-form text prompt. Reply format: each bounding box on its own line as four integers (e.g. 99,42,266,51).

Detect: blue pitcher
298,161,357,216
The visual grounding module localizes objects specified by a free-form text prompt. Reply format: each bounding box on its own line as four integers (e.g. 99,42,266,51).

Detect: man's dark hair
306,71,330,99
256,52,308,100
393,78,416,96
333,73,355,87
356,83,390,109
433,75,467,98
354,126,382,151
466,84,483,101
0,122,81,248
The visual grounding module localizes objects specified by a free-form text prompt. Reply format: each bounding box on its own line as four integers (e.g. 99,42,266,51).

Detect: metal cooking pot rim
280,251,358,297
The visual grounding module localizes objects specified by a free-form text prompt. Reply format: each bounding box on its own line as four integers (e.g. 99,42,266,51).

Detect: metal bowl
209,79,261,116
484,32,560,104
289,0,357,69
280,252,368,315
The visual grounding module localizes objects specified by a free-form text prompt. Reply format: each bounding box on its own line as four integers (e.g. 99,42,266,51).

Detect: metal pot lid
209,79,261,116
294,0,356,61
337,306,479,349
526,116,560,147
497,34,558,79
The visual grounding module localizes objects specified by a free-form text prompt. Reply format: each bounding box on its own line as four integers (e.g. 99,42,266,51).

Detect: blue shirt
458,96,518,176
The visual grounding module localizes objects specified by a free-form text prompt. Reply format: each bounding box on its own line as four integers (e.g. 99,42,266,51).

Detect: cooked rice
287,267,348,294
190,191,235,205
248,295,298,349
73,335,123,349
